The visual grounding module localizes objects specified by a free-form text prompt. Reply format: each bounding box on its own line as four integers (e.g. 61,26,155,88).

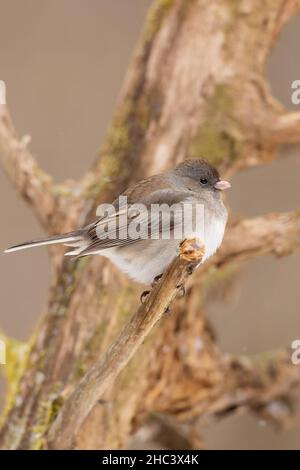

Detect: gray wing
77,189,194,256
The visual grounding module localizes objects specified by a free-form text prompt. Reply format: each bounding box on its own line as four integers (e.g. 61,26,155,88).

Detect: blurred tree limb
0,105,84,236
0,0,300,450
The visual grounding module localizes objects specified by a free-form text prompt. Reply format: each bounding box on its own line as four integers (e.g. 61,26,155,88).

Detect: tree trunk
1,0,300,450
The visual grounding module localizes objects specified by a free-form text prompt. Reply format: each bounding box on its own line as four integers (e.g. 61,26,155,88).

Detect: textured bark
47,239,205,449
1,0,300,450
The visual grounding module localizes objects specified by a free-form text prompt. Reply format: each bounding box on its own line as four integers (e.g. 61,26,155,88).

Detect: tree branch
0,105,83,233
267,112,300,145
218,210,300,265
216,349,300,426
158,348,300,440
2,0,300,450
46,238,205,449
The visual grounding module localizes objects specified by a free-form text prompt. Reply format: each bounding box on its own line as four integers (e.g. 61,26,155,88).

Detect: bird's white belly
100,212,226,284
101,240,179,284
200,215,226,262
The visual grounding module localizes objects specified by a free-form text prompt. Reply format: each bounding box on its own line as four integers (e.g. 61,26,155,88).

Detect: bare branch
0,105,55,229
163,349,300,433
46,238,205,449
0,105,83,233
267,112,300,145
221,350,300,427
217,210,300,265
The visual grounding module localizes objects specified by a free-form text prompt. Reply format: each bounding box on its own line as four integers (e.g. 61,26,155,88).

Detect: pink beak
214,180,231,190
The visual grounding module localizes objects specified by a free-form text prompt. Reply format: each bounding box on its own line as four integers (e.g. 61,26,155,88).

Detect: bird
4,159,231,284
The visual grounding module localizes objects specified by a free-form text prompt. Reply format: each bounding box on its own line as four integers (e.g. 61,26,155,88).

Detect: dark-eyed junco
5,159,231,284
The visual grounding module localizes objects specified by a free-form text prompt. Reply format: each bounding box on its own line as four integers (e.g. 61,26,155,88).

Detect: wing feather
75,189,194,256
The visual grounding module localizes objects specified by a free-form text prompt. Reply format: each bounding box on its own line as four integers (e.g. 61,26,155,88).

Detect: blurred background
0,0,299,449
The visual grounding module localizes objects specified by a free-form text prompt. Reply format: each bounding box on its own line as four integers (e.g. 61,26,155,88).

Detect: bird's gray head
174,158,231,192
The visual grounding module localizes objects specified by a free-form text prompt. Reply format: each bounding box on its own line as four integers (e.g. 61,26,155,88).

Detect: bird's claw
187,265,196,275
176,284,186,297
140,290,150,303
151,273,163,287
140,273,164,304
163,306,171,316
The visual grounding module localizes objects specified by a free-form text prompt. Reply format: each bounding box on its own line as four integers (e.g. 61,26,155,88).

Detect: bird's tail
4,230,84,254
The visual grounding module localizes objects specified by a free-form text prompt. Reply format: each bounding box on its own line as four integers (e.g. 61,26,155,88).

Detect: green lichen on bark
0,332,30,424
48,257,90,317
142,0,174,45
85,0,175,202
189,84,244,167
225,0,241,27
30,389,64,450
72,282,137,381
106,322,162,449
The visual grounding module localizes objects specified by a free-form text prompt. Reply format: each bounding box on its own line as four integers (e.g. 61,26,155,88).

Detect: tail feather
4,231,83,254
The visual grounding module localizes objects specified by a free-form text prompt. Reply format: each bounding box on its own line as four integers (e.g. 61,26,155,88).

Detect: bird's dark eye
200,178,208,185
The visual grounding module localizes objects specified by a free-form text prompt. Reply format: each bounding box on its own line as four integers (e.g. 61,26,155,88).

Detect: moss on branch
189,85,244,167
